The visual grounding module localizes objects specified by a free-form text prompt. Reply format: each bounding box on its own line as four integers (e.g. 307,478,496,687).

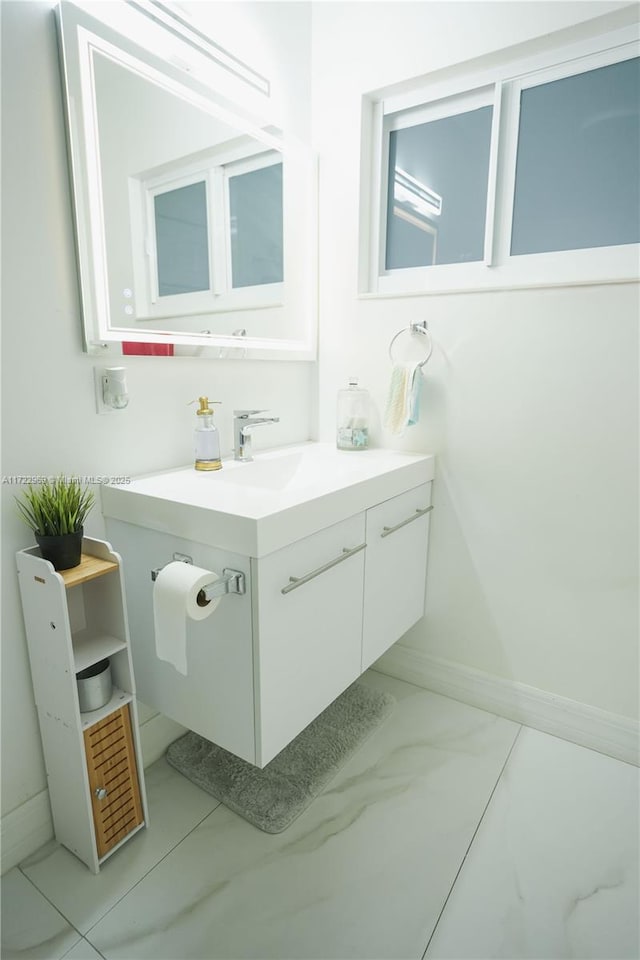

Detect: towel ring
389,321,433,369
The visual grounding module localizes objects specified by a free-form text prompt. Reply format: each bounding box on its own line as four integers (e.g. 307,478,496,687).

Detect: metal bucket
76,658,112,712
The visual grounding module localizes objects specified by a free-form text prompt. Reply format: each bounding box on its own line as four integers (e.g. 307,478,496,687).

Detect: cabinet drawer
254,513,366,765
84,704,144,859
362,482,432,670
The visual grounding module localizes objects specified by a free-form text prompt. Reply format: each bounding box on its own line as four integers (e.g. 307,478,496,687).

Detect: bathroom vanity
102,443,434,766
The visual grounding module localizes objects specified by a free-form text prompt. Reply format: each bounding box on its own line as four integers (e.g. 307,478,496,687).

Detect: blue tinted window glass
229,163,283,288
511,57,640,255
386,105,493,269
154,181,209,296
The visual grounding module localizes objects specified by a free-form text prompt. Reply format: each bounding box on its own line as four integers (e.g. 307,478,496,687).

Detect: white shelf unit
16,536,148,873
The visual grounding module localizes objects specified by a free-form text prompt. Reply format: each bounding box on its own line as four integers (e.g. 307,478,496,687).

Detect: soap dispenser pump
192,397,222,471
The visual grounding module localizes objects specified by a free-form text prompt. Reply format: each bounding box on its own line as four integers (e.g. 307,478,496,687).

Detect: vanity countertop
101,442,435,557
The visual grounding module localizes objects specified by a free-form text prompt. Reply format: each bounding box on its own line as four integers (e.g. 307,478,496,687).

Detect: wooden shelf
61,554,119,589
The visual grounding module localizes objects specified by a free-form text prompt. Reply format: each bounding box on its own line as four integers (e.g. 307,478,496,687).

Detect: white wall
0,0,313,849
2,0,638,870
312,2,639,719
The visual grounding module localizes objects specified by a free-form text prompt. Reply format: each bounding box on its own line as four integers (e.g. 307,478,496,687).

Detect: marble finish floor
2,671,638,959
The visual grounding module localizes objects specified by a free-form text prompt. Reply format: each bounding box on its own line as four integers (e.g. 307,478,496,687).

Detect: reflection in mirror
154,181,211,296
56,1,316,359
229,162,283,288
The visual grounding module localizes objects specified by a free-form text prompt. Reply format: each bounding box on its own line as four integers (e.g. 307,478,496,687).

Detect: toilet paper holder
151,554,245,603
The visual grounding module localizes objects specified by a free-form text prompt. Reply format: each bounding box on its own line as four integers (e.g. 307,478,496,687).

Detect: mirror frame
56,1,317,360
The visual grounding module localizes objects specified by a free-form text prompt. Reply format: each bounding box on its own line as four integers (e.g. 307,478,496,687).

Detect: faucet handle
234,409,266,418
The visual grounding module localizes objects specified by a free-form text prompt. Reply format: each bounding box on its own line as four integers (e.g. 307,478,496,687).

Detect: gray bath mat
165,681,394,833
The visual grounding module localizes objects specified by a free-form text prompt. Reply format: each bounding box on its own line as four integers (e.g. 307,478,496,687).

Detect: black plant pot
35,527,83,571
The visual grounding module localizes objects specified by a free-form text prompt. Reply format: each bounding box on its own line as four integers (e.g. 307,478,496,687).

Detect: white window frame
361,22,640,297
378,84,499,293
129,144,283,321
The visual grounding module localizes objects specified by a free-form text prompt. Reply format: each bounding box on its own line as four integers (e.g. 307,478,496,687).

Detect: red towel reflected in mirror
122,342,174,356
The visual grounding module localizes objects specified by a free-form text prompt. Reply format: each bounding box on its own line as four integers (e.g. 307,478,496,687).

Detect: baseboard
1,790,53,876
375,645,640,766
5,655,635,875
1,712,186,876
139,711,187,768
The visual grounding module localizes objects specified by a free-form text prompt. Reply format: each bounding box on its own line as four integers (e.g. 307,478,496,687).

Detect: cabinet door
362,483,432,671
254,513,366,766
84,704,144,859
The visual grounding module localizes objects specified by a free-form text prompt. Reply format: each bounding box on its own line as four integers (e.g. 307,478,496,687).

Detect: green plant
15,476,95,536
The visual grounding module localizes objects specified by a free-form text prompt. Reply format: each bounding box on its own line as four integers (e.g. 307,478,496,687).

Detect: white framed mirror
56,1,317,359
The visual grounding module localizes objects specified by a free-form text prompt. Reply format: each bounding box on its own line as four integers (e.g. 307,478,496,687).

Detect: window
154,180,210,296
386,96,494,269
363,23,639,294
130,144,283,319
511,57,639,256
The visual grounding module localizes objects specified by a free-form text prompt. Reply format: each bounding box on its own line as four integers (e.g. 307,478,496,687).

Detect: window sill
359,273,639,301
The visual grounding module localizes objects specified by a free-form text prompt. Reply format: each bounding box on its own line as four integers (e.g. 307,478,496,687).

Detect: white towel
384,362,422,435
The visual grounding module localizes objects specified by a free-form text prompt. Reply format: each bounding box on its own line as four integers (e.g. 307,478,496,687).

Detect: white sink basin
101,442,435,556
214,449,335,491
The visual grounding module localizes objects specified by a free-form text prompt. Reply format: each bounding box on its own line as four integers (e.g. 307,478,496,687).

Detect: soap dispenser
192,397,222,471
336,378,370,450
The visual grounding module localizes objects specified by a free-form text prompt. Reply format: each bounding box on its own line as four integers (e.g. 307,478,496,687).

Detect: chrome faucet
233,410,280,462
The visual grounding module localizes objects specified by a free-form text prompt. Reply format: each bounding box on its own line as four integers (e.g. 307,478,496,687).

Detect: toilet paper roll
153,562,221,676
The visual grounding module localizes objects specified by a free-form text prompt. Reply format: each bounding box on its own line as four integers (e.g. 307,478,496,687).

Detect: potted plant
16,475,95,571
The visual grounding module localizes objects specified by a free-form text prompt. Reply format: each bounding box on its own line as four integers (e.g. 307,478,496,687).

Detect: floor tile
0,868,80,960
425,727,640,959
61,940,104,960
85,674,519,959
20,756,219,934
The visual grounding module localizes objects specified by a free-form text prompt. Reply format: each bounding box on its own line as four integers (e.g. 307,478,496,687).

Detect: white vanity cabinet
101,443,435,767
97,525,257,765
362,482,433,671
253,513,366,764
252,486,433,764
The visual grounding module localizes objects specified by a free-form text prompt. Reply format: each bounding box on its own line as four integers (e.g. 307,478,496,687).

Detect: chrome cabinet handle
94,787,108,800
381,505,433,538
281,543,366,595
